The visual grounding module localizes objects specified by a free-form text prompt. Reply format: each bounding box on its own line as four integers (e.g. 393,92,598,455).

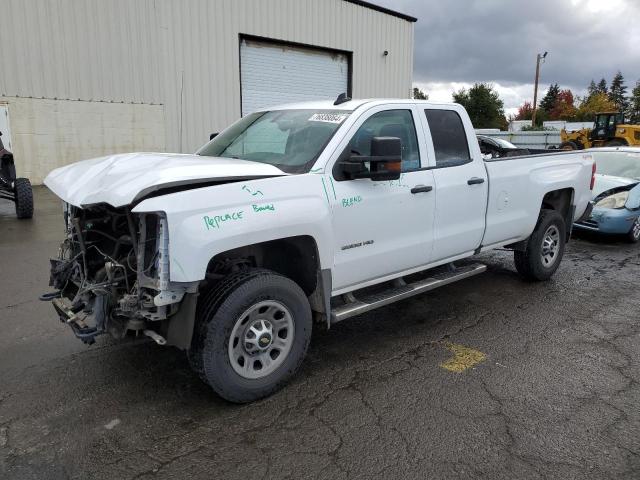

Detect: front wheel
514,209,566,281
628,217,640,243
14,178,33,219
188,269,312,403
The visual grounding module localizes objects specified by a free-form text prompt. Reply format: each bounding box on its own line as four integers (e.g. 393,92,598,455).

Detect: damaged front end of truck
44,202,198,347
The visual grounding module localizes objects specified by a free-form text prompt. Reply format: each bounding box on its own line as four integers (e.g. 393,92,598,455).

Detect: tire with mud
187,269,312,403
514,209,566,281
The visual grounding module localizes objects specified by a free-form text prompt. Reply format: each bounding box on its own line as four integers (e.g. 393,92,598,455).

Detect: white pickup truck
44,98,595,402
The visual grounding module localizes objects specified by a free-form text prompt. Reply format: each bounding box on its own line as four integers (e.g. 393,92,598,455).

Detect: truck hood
44,152,287,207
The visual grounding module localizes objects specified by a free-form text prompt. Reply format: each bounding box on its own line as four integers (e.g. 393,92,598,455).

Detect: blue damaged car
574,147,640,242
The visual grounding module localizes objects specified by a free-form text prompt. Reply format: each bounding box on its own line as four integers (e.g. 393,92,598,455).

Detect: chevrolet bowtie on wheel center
42,97,595,403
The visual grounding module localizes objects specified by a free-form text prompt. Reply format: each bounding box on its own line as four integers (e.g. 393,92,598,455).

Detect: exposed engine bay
46,203,195,345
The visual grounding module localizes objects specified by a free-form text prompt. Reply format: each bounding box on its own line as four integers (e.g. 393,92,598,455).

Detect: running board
330,263,487,324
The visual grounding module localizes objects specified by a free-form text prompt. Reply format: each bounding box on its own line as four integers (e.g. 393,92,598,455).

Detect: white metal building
0,0,416,183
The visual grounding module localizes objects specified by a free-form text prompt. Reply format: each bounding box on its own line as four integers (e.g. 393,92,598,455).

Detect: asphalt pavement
1,187,639,479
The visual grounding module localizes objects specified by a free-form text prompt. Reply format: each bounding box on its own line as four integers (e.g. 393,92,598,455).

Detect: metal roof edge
342,0,418,23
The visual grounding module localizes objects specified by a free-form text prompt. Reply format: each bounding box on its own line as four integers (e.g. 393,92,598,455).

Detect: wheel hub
229,300,294,379
258,333,272,348
243,319,274,352
541,225,560,267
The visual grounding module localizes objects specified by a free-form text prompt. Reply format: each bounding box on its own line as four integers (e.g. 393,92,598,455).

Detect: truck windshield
594,151,640,180
196,110,351,174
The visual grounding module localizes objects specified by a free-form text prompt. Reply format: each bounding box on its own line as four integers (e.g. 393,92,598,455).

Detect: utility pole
531,51,548,127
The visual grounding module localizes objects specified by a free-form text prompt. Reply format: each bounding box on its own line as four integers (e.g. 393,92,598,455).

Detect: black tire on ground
559,141,579,151
627,217,640,243
187,269,269,381
605,139,628,147
14,178,33,219
514,209,566,281
188,269,312,403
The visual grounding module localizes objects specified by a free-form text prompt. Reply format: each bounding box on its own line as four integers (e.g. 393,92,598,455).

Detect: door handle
467,177,485,185
410,185,433,194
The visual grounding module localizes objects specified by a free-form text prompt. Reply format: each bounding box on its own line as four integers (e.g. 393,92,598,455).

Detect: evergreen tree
597,78,608,94
608,71,628,114
584,79,598,100
629,80,640,124
412,87,428,100
539,83,560,113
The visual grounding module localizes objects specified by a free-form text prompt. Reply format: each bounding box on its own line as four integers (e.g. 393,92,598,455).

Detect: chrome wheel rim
632,218,640,240
228,300,294,379
541,225,561,267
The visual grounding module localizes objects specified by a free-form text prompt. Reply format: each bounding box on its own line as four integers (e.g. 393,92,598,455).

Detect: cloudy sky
375,0,640,115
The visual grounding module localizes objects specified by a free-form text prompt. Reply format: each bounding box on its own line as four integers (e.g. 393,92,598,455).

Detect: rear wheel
628,217,640,243
514,209,566,281
14,178,33,219
559,141,579,151
188,269,312,403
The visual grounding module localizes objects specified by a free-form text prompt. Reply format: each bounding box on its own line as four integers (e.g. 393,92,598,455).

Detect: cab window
425,109,471,167
342,109,421,173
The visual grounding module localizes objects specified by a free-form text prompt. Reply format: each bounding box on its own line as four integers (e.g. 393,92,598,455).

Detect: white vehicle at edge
44,98,595,402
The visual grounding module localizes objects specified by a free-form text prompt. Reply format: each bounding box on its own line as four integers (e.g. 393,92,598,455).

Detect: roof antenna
334,93,351,105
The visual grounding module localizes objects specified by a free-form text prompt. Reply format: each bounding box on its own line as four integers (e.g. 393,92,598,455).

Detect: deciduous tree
452,83,507,129
515,101,534,120
550,89,577,120
575,92,617,121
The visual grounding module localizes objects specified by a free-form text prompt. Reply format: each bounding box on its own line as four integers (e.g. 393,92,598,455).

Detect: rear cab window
424,109,471,168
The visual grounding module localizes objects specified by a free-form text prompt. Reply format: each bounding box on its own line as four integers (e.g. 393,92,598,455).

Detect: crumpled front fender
625,183,640,210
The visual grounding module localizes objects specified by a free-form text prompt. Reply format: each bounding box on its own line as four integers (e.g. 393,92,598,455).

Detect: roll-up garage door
240,38,350,116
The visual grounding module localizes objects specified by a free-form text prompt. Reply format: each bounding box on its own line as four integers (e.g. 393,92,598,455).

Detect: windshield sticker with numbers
308,113,349,124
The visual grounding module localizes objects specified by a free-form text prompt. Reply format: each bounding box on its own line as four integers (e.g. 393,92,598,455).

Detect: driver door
327,105,436,292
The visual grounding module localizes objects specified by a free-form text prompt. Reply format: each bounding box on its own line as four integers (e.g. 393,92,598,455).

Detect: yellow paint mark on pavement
440,342,487,373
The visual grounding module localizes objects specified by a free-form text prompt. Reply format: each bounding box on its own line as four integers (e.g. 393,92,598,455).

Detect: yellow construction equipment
559,112,640,150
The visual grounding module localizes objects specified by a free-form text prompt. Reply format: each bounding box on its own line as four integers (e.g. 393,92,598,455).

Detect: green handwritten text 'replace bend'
203,211,244,230
252,204,276,213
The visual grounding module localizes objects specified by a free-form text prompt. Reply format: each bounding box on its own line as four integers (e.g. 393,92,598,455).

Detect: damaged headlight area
45,203,194,345
595,190,629,209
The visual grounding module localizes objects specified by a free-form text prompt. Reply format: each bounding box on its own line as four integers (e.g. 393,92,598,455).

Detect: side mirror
341,136,402,181
209,132,218,141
